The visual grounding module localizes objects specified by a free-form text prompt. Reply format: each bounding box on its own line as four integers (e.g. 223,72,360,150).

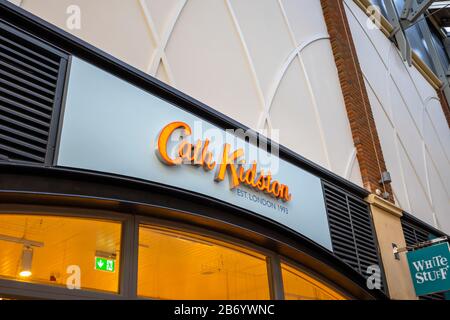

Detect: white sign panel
57,57,333,250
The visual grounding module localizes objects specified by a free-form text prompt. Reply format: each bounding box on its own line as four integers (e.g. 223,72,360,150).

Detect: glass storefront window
137,225,270,299
0,214,121,293
281,262,346,300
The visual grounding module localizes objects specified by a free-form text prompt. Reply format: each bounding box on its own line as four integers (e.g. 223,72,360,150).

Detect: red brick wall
321,0,393,201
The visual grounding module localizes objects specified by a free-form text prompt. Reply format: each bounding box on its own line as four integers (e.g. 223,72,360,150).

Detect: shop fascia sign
155,121,292,202
406,242,450,296
58,57,333,250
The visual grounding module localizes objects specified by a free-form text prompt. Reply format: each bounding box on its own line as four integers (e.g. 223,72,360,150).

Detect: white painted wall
344,0,450,233
14,0,363,186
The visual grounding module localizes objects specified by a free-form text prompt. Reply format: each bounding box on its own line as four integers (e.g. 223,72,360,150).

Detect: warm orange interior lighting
0,214,121,293
137,225,270,300
281,263,347,300
19,270,32,278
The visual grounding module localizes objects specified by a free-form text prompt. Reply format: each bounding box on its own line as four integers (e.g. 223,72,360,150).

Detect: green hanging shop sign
407,242,450,296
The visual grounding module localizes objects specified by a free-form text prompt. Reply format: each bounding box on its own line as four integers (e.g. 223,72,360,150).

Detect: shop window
0,214,121,293
281,263,346,300
137,225,270,299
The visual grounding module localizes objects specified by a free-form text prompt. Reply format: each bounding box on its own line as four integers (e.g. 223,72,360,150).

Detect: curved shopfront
0,2,386,300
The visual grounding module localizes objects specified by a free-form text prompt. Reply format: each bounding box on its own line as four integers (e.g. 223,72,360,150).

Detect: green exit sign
95,257,115,272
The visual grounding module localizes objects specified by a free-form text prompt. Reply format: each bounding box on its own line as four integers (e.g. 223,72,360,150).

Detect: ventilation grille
0,21,66,164
401,219,446,300
323,183,384,289
402,220,431,246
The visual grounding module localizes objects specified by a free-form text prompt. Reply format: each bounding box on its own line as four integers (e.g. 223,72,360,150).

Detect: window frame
135,215,279,300
0,204,134,299
0,204,352,300
280,256,351,300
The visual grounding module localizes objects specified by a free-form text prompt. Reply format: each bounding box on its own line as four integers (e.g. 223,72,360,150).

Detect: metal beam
416,18,450,107
418,18,447,80
0,234,44,247
443,38,450,67
385,0,413,65
400,0,436,26
393,236,448,254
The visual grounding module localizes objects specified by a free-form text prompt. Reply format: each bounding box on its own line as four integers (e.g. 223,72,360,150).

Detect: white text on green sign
95,257,115,273
407,243,450,296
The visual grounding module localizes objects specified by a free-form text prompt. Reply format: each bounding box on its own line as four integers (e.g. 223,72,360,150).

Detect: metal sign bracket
393,236,449,258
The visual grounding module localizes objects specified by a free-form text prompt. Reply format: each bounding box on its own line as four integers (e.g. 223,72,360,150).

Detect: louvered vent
323,183,384,289
401,219,446,300
0,21,67,164
402,220,431,246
